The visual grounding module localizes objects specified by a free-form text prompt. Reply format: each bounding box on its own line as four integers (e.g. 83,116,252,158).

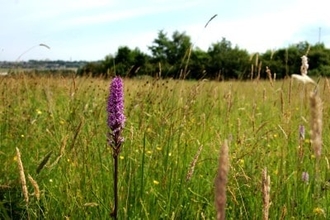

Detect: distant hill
0,60,89,73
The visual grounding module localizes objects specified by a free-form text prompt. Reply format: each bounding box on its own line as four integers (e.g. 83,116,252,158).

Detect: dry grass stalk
280,90,284,114
280,205,287,220
288,78,293,104
309,91,322,160
323,78,327,93
16,147,29,203
28,174,40,201
215,139,229,220
36,151,53,174
183,46,192,79
298,125,305,161
236,118,241,144
263,88,266,102
309,90,322,197
265,66,274,87
70,119,83,152
262,167,271,220
84,202,99,207
70,74,76,99
186,144,203,181
158,62,162,78
50,135,68,167
257,61,262,81
0,185,11,190
325,77,330,94
252,102,257,132
250,64,254,80
255,53,259,70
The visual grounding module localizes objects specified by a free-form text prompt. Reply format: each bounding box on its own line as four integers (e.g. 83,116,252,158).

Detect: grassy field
0,74,330,219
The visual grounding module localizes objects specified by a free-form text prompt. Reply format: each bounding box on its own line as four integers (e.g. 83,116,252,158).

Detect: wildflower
313,207,325,216
291,55,315,85
153,180,159,185
299,125,305,140
238,159,244,167
107,76,125,219
291,73,315,84
107,76,125,154
36,109,42,115
301,171,309,183
301,55,309,75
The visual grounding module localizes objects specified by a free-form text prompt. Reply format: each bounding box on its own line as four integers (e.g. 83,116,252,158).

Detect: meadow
0,74,329,219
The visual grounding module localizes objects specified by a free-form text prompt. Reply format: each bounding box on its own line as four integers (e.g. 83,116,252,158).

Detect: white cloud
175,0,330,53
1,0,330,60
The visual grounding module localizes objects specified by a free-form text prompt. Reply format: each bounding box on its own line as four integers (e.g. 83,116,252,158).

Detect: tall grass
0,74,329,219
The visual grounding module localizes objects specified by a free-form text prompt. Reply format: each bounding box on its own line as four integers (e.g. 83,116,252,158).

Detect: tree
102,46,151,77
308,43,330,76
77,61,104,77
207,38,250,79
187,48,211,79
79,30,330,80
148,30,192,78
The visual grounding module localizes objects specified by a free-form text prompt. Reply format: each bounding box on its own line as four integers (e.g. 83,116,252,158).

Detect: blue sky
0,0,329,61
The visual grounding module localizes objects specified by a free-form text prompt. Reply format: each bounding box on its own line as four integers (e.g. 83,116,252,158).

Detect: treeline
78,30,330,80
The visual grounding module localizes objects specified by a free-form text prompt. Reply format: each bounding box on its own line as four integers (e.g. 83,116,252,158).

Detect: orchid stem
111,152,119,219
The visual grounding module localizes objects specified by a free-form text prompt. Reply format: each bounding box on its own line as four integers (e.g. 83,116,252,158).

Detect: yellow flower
120,156,124,160
36,109,42,115
313,207,325,216
238,159,244,166
153,180,159,185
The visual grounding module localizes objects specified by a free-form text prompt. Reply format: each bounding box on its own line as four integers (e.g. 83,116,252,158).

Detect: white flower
292,55,315,84
300,55,309,75
291,74,315,84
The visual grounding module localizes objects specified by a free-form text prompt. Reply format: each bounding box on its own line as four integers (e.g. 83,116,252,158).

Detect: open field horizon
0,74,329,219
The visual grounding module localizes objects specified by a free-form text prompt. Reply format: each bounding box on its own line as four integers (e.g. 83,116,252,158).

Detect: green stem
111,153,118,219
